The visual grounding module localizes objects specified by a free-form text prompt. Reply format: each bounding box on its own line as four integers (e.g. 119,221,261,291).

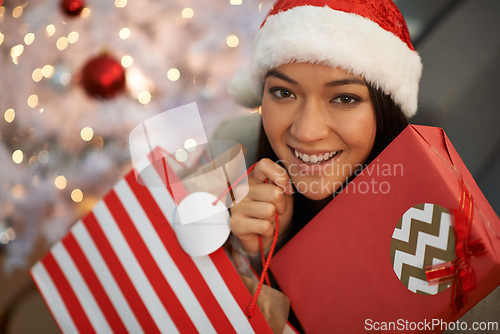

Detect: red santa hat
229,0,423,117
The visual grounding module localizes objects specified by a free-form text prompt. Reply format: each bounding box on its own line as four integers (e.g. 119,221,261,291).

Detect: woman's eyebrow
266,69,365,87
323,78,366,87
266,69,299,85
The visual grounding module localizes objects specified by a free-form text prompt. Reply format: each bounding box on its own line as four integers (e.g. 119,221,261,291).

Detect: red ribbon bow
425,179,487,313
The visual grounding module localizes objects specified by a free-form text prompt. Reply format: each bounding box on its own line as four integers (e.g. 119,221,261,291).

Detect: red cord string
259,235,271,286
247,212,279,318
211,161,280,318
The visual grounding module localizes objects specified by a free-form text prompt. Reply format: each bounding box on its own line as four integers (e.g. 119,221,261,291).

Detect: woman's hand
230,158,294,254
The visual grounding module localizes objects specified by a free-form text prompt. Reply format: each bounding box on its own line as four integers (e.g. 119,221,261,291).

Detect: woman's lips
290,147,342,175
294,149,338,164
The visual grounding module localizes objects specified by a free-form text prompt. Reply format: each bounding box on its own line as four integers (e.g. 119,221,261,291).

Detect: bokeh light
24,32,35,45
80,127,94,141
4,109,15,123
55,175,67,190
119,28,131,39
46,24,56,37
71,189,84,202
27,95,39,108
167,68,180,81
181,8,194,19
226,34,239,48
12,150,23,164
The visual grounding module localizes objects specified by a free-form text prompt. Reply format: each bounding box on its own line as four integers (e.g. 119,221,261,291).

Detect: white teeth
294,149,338,164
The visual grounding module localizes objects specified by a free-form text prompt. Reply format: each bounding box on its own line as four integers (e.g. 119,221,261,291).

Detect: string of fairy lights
0,0,270,258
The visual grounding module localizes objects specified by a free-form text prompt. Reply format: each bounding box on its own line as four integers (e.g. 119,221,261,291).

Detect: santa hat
229,0,423,117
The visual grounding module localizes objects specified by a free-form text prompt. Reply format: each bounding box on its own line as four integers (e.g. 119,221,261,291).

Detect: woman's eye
270,88,296,99
332,95,359,105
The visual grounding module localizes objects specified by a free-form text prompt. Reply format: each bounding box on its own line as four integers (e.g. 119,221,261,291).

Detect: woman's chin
291,181,336,200
299,191,333,201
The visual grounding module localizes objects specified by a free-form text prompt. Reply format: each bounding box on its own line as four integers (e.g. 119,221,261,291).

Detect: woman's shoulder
211,113,262,165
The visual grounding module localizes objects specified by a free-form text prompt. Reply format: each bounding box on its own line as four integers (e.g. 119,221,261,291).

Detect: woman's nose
290,100,330,143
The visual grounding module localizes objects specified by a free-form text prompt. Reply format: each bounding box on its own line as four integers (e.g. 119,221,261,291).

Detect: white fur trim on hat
229,5,423,117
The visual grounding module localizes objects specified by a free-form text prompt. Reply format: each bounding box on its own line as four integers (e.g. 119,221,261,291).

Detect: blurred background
0,0,499,332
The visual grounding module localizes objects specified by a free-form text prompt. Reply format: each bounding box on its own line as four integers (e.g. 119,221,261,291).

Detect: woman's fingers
230,215,275,240
229,215,276,254
245,183,289,217
235,196,277,221
229,158,294,254
249,158,293,195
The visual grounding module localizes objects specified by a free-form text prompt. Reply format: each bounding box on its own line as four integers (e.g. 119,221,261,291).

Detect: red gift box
270,125,500,333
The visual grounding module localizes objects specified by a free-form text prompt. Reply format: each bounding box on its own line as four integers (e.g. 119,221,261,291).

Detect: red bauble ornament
61,0,85,17
81,54,126,100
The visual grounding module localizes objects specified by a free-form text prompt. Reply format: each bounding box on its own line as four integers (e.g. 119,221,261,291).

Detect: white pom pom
228,69,262,108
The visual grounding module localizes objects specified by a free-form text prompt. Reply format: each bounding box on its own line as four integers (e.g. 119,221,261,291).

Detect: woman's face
261,62,376,200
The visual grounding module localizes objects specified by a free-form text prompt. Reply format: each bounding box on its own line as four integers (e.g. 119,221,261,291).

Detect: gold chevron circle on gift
390,203,455,295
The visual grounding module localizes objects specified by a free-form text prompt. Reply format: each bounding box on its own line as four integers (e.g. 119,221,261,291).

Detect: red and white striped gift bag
31,161,272,333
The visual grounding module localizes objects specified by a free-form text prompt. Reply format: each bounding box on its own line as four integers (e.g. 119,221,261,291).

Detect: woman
228,0,422,256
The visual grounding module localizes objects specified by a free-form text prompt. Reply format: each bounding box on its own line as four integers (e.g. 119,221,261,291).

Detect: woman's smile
293,148,339,164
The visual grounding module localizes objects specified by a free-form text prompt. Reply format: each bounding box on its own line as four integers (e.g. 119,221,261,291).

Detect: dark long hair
365,85,408,164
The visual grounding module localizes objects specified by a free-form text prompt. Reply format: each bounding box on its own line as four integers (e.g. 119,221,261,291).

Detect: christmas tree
0,0,270,270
